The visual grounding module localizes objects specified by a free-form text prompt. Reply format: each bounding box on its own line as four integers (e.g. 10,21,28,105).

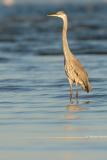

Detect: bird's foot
75,98,79,104
70,95,73,104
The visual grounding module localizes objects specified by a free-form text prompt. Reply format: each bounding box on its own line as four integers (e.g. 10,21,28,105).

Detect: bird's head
47,11,67,20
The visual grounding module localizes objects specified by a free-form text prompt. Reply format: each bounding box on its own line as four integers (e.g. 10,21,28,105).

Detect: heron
48,11,92,102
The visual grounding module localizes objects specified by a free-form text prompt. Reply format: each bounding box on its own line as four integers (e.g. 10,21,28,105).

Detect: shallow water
0,2,107,160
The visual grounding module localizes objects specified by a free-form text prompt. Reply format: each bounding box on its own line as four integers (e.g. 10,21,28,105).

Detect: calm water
0,2,107,160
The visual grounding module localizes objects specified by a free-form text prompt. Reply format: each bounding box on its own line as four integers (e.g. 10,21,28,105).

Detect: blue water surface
0,2,107,160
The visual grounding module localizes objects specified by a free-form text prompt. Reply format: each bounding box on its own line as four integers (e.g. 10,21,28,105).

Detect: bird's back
64,53,92,92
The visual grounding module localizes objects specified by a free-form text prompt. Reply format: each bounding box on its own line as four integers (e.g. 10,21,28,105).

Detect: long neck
62,16,71,60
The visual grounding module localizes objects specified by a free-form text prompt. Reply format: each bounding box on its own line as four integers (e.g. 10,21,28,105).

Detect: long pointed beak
47,13,57,17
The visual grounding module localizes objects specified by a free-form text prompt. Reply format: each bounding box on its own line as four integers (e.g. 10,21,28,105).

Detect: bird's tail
86,82,92,93
81,81,92,93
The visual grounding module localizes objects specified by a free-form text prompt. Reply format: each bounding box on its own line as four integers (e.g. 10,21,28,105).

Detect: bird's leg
70,84,73,103
76,83,79,103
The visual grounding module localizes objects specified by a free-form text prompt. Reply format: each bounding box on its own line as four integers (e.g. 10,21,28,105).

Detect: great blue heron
48,11,92,102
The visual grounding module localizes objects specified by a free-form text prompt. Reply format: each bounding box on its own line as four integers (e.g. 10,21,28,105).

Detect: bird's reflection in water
64,152,72,160
64,103,88,137
66,104,88,112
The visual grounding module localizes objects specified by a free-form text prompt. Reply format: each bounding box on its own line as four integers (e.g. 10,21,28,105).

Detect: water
0,2,107,160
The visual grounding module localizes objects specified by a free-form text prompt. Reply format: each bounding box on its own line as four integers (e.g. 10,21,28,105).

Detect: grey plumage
48,11,92,102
